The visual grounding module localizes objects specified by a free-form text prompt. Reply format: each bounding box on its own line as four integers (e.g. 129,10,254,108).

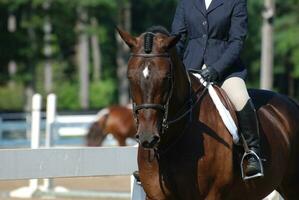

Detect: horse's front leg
205,194,221,200
138,149,167,200
140,173,167,200
204,188,227,200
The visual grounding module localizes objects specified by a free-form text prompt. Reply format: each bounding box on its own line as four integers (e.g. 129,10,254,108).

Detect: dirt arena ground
0,176,130,200
0,175,284,200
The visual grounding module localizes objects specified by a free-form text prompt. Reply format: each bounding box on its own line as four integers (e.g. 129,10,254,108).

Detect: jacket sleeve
210,0,248,78
171,0,188,59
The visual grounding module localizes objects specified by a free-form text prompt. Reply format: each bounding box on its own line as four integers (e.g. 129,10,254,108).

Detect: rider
171,0,263,178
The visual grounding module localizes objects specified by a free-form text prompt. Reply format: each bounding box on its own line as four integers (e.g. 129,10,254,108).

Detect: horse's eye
127,74,137,82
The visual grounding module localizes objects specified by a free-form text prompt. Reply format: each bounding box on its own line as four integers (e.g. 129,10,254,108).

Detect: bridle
129,32,207,139
131,50,174,135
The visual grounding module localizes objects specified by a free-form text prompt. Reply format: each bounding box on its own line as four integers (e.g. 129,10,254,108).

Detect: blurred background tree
0,0,298,111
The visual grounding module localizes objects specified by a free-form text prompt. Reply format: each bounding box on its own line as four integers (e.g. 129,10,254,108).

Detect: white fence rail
0,115,97,148
0,147,137,180
0,115,96,140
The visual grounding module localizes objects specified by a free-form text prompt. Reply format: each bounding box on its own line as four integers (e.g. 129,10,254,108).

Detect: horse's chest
159,155,202,199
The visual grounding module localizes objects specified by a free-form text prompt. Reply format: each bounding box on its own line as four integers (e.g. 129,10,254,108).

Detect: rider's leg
221,77,262,176
220,77,250,111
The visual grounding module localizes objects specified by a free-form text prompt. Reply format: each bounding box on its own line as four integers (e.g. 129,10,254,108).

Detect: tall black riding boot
237,99,263,178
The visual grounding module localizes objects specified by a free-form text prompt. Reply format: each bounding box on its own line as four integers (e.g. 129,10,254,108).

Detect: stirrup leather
240,150,264,180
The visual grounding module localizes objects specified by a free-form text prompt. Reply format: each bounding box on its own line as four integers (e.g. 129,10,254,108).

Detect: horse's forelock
142,26,170,54
144,32,154,54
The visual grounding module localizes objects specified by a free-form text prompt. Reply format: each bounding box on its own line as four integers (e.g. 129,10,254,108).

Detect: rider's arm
171,0,188,59
209,0,248,79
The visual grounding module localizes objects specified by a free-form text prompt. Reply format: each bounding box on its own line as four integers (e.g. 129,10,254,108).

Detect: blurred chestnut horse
118,26,299,200
86,105,136,146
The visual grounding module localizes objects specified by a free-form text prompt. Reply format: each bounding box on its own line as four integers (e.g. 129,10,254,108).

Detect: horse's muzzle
136,133,160,149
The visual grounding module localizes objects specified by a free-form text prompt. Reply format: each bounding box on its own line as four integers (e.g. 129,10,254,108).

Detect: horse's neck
168,49,190,116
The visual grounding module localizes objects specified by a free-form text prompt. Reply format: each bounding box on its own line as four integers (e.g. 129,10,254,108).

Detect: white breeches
220,77,250,111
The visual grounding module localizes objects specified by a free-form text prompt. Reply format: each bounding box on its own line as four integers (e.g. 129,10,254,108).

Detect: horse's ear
116,27,137,48
163,34,181,49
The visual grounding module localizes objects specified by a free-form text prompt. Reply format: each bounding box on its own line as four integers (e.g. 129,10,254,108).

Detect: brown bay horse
117,26,299,200
86,105,136,146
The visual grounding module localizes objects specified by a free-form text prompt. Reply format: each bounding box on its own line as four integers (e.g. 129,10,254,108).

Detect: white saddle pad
192,73,239,144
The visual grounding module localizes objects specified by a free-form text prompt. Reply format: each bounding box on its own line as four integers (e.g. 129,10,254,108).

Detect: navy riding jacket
171,0,248,80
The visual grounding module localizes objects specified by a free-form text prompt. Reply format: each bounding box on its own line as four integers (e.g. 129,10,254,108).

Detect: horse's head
117,26,180,149
86,121,105,146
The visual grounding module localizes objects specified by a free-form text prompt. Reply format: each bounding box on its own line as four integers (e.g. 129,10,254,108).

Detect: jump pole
29,94,42,191
10,93,42,198
42,94,56,191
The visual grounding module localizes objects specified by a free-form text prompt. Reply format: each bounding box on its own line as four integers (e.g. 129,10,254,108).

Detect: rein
167,85,207,125
156,86,208,158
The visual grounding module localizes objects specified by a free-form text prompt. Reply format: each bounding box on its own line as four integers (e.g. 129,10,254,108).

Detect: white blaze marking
143,66,149,78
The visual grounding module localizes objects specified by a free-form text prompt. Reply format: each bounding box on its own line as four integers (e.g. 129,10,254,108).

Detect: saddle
189,73,239,137
213,85,239,125
189,73,264,180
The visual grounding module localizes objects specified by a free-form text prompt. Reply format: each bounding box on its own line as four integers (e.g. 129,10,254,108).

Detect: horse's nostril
150,135,160,146
153,135,160,142
141,135,160,149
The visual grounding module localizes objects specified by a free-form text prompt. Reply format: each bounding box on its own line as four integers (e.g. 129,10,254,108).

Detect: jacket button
203,34,207,38
203,21,207,25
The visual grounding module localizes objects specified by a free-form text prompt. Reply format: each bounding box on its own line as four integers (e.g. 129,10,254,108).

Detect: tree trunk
8,61,17,88
91,17,102,81
116,1,131,105
285,54,295,97
24,85,34,112
8,14,17,87
43,1,53,94
24,23,37,112
77,7,90,109
260,0,275,90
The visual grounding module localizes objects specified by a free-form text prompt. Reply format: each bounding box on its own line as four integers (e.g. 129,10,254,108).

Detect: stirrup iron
240,150,264,180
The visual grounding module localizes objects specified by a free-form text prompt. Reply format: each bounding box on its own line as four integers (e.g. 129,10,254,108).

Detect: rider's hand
199,67,219,82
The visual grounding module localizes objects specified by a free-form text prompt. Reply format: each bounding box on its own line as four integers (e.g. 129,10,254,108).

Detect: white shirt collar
205,0,213,9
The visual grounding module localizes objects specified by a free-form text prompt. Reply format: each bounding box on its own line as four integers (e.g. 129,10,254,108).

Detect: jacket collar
194,0,224,16
193,0,206,16
207,0,224,14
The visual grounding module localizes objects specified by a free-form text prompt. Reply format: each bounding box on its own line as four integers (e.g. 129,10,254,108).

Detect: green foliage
275,11,299,78
0,84,24,110
55,82,80,110
54,79,117,110
132,0,177,33
243,0,263,86
90,79,117,109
